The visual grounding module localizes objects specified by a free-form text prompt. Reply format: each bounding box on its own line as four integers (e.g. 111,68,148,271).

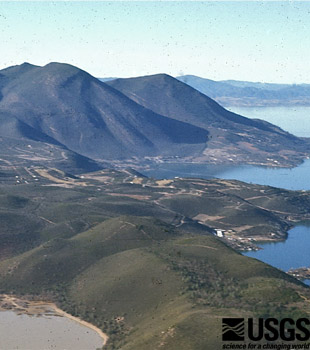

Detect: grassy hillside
1,171,310,349
1,225,309,350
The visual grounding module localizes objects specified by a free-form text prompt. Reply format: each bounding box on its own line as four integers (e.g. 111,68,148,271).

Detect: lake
215,106,310,284
230,106,310,285
243,224,310,286
143,158,310,191
2,106,309,347
144,106,310,285
144,107,310,191
0,310,103,350
144,158,310,285
228,106,310,138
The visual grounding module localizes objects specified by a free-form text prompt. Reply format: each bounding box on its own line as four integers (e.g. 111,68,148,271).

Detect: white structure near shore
215,229,224,237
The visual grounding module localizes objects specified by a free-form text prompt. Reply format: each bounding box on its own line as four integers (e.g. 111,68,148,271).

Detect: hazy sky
1,1,310,83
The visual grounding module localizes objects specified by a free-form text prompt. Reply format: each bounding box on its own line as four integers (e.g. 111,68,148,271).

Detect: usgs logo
222,318,310,342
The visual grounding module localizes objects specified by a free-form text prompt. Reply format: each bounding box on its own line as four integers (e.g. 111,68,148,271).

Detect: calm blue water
228,106,310,138
143,158,310,191
210,159,310,191
243,225,310,271
243,225,310,286
144,106,310,190
144,106,310,284
145,159,310,284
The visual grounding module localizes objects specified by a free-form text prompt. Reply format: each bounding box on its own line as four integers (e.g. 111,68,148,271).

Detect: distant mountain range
177,75,310,107
0,62,309,174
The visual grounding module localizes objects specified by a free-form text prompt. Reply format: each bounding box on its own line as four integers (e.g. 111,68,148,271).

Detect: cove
243,224,310,286
0,310,103,350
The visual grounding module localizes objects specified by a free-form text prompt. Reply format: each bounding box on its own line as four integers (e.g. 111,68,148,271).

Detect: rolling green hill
1,62,310,349
1,170,310,349
1,220,309,350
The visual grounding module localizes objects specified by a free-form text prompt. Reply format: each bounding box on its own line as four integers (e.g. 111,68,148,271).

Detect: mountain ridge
0,63,208,162
0,62,309,170
177,74,310,107
107,73,310,167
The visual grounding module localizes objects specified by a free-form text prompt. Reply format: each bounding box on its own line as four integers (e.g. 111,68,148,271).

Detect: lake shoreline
140,157,310,191
51,303,109,347
243,224,310,286
0,294,108,348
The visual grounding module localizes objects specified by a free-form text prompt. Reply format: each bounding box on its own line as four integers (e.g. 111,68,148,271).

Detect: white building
215,229,224,238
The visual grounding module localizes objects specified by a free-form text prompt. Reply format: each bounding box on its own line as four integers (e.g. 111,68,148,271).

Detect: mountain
221,79,294,90
2,63,310,350
1,62,310,169
107,74,310,166
0,63,208,164
177,75,310,107
0,112,101,174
